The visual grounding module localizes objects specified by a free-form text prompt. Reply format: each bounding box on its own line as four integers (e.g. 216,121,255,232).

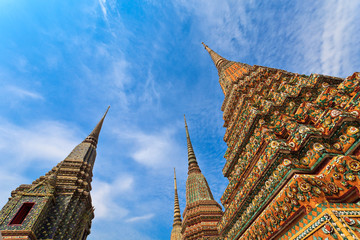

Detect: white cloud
121,127,183,169
0,119,82,210
0,119,80,166
92,176,134,219
0,169,28,207
126,213,155,223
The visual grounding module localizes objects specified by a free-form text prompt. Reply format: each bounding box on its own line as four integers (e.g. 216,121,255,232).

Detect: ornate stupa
181,115,223,240
202,42,360,240
0,107,109,240
170,168,182,240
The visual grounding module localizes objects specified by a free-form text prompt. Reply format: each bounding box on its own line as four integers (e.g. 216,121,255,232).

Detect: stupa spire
184,115,200,173
181,116,223,239
173,168,182,227
202,42,230,73
0,107,110,240
83,106,110,147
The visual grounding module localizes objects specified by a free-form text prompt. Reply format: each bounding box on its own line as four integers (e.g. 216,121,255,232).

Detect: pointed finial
173,168,182,226
174,168,177,190
184,115,200,171
202,42,209,50
83,106,110,147
202,42,230,74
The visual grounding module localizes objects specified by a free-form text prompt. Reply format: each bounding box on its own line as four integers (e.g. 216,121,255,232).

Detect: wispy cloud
173,0,360,78
139,69,160,107
4,85,44,100
126,213,155,223
288,1,360,77
310,1,359,76
98,0,107,19
172,0,253,54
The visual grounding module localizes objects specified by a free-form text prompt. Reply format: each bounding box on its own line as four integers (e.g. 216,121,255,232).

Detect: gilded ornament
296,193,305,202
344,172,355,181
322,82,329,88
333,143,342,150
327,182,339,194
282,203,290,213
330,89,338,95
337,165,346,173
270,141,279,148
344,217,356,226
283,159,292,166
299,182,311,192
339,135,348,142
299,126,308,134
333,172,341,180
287,190,294,198
341,180,349,187
314,179,324,186
313,143,325,151
322,223,334,234
306,150,314,158
312,186,321,195
273,170,280,179
300,157,310,166
278,211,285,220
330,109,341,118
348,126,360,134
350,111,359,117
325,117,332,125
349,160,360,172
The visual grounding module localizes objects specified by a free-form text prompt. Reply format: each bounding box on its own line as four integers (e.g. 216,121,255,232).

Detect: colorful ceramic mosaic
200,43,360,240
0,108,109,240
181,116,223,240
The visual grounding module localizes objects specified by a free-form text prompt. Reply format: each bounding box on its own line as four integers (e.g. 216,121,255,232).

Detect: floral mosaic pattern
217,58,360,240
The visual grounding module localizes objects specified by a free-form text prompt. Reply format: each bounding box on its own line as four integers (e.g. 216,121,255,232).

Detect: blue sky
0,0,359,239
